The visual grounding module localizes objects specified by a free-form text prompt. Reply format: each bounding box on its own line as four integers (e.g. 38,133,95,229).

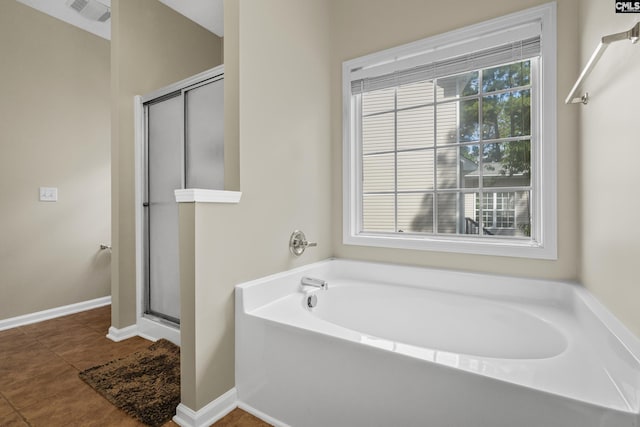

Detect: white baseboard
106,324,139,342
238,401,290,427
0,296,111,332
137,316,180,346
173,388,237,427
107,317,181,344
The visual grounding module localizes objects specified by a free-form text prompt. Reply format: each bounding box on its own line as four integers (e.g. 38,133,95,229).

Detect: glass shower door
185,78,224,189
142,72,224,326
145,94,182,323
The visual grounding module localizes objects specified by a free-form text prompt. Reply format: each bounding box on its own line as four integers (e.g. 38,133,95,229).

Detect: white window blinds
351,36,540,95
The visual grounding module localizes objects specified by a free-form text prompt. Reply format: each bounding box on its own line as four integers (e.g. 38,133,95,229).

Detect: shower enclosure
141,66,224,327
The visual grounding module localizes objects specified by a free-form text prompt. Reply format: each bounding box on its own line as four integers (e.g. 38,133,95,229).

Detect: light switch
39,187,58,202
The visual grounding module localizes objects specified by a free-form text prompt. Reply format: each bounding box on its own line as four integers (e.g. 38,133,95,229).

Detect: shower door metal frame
139,66,225,327
142,89,184,325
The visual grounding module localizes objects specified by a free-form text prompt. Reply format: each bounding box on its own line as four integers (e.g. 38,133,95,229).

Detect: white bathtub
235,259,640,427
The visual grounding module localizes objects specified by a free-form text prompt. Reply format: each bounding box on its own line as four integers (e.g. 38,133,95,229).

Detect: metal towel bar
566,22,639,105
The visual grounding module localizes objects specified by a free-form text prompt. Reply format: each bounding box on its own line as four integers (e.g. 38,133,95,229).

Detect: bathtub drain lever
307,294,318,308
301,276,328,290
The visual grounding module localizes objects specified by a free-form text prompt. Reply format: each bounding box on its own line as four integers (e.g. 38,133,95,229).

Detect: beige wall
181,0,333,409
330,0,581,281
110,0,223,328
579,1,640,336
0,1,110,320
224,0,240,192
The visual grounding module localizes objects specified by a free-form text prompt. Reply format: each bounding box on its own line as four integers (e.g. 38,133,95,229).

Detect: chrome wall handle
289,230,317,256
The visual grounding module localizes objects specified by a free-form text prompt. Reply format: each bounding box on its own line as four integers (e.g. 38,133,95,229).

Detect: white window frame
342,3,557,259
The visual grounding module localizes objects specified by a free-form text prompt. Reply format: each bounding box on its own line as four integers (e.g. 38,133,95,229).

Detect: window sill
344,232,557,260
174,189,242,204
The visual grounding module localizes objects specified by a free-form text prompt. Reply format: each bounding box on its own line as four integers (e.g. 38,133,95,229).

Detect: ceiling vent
65,0,111,22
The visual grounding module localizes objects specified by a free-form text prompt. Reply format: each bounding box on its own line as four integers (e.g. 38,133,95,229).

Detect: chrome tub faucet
301,276,328,290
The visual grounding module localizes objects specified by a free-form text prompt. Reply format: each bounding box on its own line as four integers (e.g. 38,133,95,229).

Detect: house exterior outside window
473,191,525,235
342,3,557,259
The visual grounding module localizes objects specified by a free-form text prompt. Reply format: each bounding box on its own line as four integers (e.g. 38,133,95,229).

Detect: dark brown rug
79,339,180,427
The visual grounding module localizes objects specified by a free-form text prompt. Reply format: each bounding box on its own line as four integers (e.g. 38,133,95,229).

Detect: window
342,3,557,259
474,192,523,232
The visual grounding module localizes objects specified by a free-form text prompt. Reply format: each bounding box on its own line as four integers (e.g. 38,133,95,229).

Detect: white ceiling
15,0,224,40
16,0,112,39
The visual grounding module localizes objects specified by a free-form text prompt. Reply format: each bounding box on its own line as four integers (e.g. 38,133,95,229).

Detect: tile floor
0,306,270,427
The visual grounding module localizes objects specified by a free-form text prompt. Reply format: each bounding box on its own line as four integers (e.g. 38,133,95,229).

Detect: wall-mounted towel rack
566,22,640,105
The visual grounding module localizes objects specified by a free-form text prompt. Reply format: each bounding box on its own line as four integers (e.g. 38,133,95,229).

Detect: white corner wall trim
173,388,237,427
174,189,242,204
237,402,290,427
106,324,139,342
0,296,111,332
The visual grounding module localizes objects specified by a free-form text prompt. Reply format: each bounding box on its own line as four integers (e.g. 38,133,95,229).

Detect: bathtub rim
236,257,579,312
235,257,640,364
